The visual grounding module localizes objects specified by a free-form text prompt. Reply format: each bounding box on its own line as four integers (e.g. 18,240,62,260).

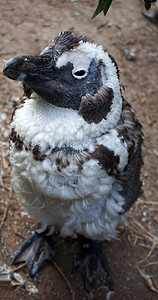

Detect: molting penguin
3,31,143,295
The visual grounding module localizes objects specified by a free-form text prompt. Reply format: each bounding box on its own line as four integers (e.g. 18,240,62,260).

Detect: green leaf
144,0,151,10
103,0,113,16
92,0,113,19
92,0,105,19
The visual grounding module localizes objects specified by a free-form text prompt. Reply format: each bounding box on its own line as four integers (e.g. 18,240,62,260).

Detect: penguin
3,31,143,294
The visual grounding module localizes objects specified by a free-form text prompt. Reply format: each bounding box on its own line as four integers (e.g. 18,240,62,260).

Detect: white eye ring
72,69,87,79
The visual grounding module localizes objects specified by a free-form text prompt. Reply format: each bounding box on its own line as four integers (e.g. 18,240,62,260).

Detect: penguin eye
72,69,87,79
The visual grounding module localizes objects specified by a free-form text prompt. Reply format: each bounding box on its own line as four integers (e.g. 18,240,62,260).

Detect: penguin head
3,31,122,124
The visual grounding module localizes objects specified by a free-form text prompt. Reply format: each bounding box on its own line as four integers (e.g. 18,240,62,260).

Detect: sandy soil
0,0,158,299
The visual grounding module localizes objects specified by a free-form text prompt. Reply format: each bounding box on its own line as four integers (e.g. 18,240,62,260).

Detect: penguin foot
12,231,56,277
73,239,113,294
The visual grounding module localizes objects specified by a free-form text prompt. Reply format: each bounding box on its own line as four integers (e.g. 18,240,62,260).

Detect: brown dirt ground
0,0,158,299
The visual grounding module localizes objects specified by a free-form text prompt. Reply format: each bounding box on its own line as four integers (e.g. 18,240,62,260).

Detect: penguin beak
3,55,54,84
3,54,63,103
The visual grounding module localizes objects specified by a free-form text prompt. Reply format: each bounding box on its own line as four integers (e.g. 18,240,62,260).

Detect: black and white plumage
3,31,143,294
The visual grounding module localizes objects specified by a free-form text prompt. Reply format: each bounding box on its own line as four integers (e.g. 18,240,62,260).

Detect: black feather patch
32,145,47,161
10,128,23,150
43,31,89,58
118,144,143,212
115,98,143,212
55,151,70,172
23,83,33,98
79,86,114,124
91,145,120,176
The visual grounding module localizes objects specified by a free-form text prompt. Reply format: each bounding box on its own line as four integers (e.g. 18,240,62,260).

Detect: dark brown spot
97,59,105,68
10,128,17,143
75,159,83,171
15,141,23,150
55,156,62,165
74,154,85,171
57,166,61,172
23,83,33,98
61,159,70,168
79,86,114,124
55,152,70,170
65,158,70,167
10,128,23,150
73,151,92,171
11,83,33,123
10,95,28,122
32,145,46,161
90,145,120,176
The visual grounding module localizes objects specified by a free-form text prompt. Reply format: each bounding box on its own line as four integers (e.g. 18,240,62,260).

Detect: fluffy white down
11,96,128,241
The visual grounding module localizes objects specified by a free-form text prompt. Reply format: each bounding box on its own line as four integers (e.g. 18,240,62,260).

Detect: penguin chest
10,141,114,204
9,98,128,240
